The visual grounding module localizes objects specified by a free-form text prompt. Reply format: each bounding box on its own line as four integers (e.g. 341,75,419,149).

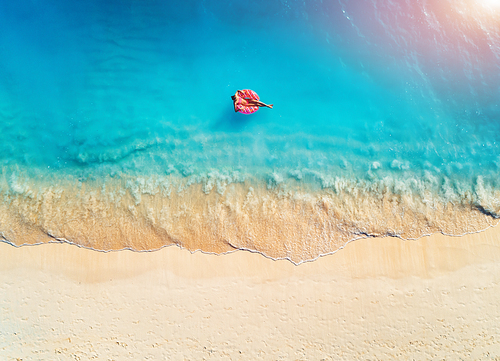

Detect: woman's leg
247,100,273,108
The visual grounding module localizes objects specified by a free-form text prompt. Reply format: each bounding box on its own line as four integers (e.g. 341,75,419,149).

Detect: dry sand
2,227,500,360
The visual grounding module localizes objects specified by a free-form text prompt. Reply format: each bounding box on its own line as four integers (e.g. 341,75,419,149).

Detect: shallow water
1,0,499,262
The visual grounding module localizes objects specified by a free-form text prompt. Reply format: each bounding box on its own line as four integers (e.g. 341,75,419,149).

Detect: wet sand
3,172,498,264
1,227,500,359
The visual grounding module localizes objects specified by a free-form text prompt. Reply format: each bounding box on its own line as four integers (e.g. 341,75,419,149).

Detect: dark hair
231,95,235,100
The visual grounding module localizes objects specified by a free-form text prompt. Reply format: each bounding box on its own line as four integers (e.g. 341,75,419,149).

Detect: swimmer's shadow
211,107,253,132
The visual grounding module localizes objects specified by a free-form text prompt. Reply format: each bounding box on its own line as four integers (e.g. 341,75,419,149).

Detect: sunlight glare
480,0,500,7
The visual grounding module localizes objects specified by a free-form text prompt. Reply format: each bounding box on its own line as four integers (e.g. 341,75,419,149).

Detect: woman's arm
233,94,241,112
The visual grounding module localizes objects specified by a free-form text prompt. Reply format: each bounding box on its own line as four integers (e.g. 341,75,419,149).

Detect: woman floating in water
231,89,273,114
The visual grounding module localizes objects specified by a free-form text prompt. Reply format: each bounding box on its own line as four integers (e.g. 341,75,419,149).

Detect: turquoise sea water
1,0,500,261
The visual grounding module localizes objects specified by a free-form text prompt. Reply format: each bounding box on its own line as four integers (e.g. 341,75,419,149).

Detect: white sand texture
2,228,500,360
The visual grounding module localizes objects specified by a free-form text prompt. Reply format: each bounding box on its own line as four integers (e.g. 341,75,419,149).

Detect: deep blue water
1,0,500,257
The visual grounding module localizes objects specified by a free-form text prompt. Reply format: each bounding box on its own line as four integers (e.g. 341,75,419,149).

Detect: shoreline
3,169,499,264
2,221,500,278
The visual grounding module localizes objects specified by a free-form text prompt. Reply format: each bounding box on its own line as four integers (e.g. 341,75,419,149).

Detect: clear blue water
1,0,500,260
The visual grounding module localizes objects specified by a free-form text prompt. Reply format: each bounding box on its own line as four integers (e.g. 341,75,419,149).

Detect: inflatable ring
235,89,260,114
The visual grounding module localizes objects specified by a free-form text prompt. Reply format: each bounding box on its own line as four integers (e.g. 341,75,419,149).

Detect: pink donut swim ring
234,89,260,114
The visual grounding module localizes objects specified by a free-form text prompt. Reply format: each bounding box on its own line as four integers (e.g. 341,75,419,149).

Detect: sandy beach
2,227,500,360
